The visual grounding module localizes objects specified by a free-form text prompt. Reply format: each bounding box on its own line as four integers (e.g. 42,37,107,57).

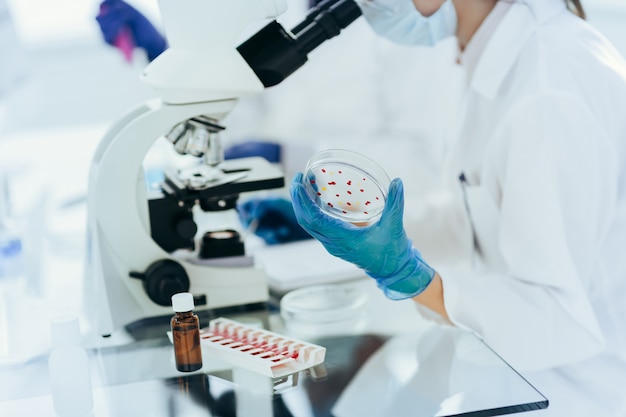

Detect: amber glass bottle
171,292,203,372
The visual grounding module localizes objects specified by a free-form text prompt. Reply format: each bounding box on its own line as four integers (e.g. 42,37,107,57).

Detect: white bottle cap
50,316,81,348
172,292,194,312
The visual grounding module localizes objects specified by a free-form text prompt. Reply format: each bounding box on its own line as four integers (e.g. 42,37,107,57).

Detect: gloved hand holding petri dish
291,149,436,300
301,149,391,226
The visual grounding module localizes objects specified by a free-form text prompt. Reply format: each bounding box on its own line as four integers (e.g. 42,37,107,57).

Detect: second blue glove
96,0,167,62
238,197,312,245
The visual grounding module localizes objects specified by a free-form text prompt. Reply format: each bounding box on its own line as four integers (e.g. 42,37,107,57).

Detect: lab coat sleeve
439,91,612,371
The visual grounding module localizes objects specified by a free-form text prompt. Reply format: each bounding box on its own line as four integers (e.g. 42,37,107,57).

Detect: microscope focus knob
130,260,190,307
175,218,198,241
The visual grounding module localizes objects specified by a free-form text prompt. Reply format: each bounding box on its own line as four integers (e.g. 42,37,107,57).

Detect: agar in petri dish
302,149,391,225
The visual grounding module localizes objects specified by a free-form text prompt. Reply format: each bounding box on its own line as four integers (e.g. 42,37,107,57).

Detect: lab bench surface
0,304,547,417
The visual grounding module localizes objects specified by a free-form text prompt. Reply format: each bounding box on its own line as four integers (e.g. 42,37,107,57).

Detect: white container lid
171,292,194,312
50,316,81,347
280,284,368,336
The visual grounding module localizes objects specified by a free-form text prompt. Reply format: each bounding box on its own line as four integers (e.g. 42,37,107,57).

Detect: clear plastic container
280,284,368,337
302,149,391,226
48,316,94,417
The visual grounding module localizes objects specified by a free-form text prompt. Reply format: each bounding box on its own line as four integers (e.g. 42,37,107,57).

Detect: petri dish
280,284,368,337
302,149,391,226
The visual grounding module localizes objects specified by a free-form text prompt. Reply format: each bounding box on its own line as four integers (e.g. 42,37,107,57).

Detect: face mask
358,0,457,46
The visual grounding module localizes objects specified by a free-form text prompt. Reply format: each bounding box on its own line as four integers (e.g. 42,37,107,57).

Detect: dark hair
566,0,586,19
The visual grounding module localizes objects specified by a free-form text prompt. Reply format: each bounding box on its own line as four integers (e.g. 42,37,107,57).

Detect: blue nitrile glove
238,197,312,245
290,173,435,300
225,141,281,164
96,0,167,62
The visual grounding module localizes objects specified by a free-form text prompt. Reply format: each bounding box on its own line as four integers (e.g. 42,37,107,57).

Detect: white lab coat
409,1,626,415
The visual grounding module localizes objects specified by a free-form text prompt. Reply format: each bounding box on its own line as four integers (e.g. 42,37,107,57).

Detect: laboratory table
0,295,547,417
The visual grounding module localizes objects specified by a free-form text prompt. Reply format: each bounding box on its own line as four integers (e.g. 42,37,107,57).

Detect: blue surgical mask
358,0,457,46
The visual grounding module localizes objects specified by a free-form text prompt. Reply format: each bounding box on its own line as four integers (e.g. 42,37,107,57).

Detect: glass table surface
0,308,547,417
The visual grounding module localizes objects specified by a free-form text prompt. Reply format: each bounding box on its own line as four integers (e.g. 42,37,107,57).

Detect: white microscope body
86,0,362,337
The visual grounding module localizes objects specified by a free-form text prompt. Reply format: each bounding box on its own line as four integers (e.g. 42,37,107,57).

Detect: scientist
291,0,626,415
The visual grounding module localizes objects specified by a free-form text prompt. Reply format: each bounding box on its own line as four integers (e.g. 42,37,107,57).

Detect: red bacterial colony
311,166,383,218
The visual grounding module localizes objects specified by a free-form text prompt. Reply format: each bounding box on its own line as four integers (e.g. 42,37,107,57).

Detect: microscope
86,0,362,337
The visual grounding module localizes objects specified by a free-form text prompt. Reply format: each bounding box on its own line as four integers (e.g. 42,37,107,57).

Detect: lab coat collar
468,0,567,100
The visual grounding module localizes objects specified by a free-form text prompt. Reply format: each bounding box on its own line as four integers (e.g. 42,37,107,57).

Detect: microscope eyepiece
237,0,362,88
295,0,362,55
291,0,354,35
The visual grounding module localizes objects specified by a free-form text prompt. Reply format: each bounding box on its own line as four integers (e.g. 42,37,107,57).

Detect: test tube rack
199,317,326,378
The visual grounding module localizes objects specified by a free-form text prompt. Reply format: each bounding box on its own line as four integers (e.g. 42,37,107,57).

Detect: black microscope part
130,259,191,307
295,0,363,53
149,196,197,253
292,0,347,35
198,194,238,212
237,0,362,87
199,230,245,259
189,116,225,132
148,169,283,254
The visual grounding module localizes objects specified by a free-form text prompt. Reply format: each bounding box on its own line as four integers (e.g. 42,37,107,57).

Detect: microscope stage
162,156,285,200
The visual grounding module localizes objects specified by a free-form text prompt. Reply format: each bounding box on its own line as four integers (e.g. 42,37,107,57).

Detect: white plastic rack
199,317,326,378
